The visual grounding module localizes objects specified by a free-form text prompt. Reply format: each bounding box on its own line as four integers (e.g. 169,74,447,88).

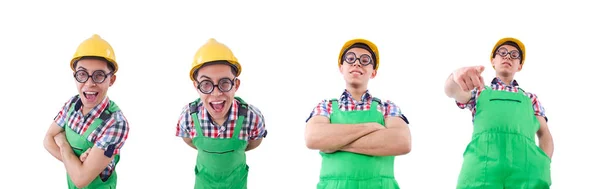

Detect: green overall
64,97,121,189
190,97,250,189
317,98,400,189
457,87,551,189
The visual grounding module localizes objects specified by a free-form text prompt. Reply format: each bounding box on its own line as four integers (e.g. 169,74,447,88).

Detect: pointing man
445,37,554,188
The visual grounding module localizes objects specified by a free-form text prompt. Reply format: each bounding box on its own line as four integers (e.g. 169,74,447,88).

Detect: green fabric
191,97,249,189
65,98,121,189
317,99,400,189
457,87,551,189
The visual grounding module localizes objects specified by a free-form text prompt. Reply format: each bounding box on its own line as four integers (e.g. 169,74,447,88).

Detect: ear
234,78,241,91
370,70,377,79
338,65,343,74
109,75,117,86
517,63,523,72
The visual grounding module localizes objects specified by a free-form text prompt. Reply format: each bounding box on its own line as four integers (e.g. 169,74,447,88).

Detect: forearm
444,74,472,103
305,123,378,151
44,136,63,161
60,146,85,178
341,128,411,156
539,134,554,159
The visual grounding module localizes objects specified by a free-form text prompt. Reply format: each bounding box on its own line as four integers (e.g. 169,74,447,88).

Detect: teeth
210,101,224,104
84,92,98,95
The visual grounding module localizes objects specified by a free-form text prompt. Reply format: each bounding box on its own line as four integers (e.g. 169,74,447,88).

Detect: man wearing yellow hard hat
175,38,267,189
304,38,412,189
444,37,554,188
43,34,130,189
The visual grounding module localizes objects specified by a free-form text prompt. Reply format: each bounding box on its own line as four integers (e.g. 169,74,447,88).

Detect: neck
496,74,515,85
346,84,368,102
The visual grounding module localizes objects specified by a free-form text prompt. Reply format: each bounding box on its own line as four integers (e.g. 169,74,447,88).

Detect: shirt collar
491,77,519,87
340,89,372,102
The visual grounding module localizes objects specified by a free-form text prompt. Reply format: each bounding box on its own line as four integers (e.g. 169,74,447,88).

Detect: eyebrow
76,66,87,70
198,75,234,80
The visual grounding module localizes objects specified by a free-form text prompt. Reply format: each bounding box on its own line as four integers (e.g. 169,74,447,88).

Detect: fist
80,148,92,162
452,66,486,92
54,132,68,148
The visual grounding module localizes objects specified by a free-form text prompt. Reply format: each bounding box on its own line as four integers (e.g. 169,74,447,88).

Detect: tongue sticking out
210,101,226,112
84,92,98,103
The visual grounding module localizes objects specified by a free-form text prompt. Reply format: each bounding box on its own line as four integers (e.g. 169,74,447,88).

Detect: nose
351,62,363,68
211,87,223,96
84,77,97,87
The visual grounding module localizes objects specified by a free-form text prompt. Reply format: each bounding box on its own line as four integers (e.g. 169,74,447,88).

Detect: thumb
475,65,485,73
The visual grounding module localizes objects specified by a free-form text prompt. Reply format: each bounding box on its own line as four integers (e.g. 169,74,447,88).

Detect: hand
452,66,486,92
54,132,68,148
365,122,386,130
80,148,92,162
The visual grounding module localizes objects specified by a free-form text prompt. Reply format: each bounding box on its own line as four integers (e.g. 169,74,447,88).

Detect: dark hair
341,43,377,69
192,60,239,81
73,56,116,72
493,41,523,64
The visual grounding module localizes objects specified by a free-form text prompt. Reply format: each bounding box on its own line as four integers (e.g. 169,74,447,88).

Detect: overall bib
190,97,249,189
317,98,400,189
64,97,121,189
457,87,551,189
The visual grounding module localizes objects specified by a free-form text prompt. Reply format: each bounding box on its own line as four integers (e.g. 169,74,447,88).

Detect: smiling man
43,34,130,189
176,38,267,189
444,37,554,189
304,38,412,189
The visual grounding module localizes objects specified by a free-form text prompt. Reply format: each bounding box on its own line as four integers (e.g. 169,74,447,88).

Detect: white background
1,0,598,188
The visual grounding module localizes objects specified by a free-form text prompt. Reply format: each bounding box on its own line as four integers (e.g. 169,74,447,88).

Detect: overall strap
189,98,203,135
65,95,81,122
330,98,340,113
233,100,248,139
370,97,381,111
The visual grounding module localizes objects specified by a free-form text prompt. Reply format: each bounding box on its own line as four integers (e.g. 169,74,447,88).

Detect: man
444,37,554,188
176,38,267,189
304,38,412,189
43,34,130,189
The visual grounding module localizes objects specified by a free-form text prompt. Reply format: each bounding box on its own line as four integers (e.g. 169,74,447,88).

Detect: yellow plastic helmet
70,34,118,73
338,38,380,70
189,38,242,81
490,37,526,67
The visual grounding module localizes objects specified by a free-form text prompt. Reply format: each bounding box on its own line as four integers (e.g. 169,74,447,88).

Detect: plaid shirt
457,77,548,122
306,90,409,124
176,99,267,140
54,95,130,181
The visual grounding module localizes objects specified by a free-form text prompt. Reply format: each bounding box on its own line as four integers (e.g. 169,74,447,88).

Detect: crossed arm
305,115,412,156
43,123,115,188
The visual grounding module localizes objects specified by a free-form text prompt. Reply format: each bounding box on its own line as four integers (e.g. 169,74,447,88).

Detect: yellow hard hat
338,38,380,70
490,37,526,67
189,38,241,81
70,34,118,73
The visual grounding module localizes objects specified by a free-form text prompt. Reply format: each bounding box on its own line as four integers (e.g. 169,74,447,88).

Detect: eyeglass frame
343,52,373,66
196,77,238,94
73,70,114,84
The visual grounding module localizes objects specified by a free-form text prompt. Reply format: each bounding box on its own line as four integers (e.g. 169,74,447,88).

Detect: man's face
339,47,377,87
73,59,116,108
193,64,239,121
492,44,523,76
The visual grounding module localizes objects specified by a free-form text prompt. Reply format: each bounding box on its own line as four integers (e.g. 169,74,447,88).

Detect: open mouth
83,91,98,102
209,100,226,112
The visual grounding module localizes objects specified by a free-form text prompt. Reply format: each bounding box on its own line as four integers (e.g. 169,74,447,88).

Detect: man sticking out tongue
304,38,412,189
43,34,130,189
176,38,268,189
